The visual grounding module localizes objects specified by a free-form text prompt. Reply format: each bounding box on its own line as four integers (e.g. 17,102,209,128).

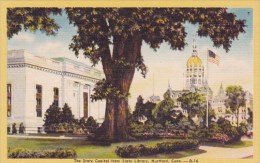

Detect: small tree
152,90,175,126
247,107,253,125
43,103,62,128
43,103,77,133
86,116,99,133
143,101,156,121
12,123,17,134
132,96,156,122
61,103,75,123
132,95,145,121
217,117,239,141
225,85,246,128
177,92,206,119
19,123,25,134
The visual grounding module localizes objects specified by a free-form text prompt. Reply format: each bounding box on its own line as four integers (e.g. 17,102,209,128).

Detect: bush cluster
115,140,199,158
44,103,99,134
8,148,77,158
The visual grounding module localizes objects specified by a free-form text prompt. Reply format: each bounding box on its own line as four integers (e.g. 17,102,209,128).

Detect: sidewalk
185,146,253,159
8,134,87,140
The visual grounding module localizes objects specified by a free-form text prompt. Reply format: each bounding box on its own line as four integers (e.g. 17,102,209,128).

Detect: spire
192,33,198,55
168,80,171,89
218,82,224,95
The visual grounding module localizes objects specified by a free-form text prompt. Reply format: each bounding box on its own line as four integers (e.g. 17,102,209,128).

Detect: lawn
201,140,253,148
8,138,204,158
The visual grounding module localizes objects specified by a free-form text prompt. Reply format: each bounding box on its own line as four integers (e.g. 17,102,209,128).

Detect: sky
8,8,253,110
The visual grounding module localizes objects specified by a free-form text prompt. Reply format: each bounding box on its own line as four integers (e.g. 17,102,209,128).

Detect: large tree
225,85,246,128
8,8,246,142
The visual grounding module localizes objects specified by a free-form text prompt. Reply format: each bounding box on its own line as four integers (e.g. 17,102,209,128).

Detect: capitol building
148,37,253,127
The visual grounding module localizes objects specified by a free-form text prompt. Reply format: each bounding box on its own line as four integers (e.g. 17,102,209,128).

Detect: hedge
8,148,77,158
115,140,199,158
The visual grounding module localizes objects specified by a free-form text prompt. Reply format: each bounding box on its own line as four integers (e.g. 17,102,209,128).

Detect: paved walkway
8,134,86,140
185,146,253,159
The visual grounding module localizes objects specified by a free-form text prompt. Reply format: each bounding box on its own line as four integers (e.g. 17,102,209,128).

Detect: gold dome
187,55,203,66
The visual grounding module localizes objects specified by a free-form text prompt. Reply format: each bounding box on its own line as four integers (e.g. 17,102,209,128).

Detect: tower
185,34,205,90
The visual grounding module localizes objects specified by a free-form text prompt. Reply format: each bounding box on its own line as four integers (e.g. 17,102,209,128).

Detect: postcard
0,1,260,163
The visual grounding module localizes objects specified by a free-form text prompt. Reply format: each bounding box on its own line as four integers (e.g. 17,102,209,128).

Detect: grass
201,140,253,148
8,138,202,158
141,149,206,158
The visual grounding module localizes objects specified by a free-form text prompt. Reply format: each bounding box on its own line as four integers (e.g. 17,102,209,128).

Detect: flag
208,50,220,65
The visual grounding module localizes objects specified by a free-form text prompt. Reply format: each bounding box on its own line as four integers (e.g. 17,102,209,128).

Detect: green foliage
115,140,199,158
19,123,25,134
129,121,145,138
43,103,86,134
86,116,99,133
200,107,216,125
8,148,77,158
132,95,145,120
90,79,130,101
7,8,62,38
132,95,156,122
247,107,253,124
12,123,17,134
152,91,175,125
238,123,248,136
172,116,198,137
43,103,62,127
61,103,75,123
177,92,206,118
225,85,246,127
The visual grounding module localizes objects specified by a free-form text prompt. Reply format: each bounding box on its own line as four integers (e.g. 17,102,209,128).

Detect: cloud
11,32,35,43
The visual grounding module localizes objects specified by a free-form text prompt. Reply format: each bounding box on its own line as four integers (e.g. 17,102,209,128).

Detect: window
83,92,89,118
36,85,42,93
36,85,42,117
53,87,59,106
7,84,12,117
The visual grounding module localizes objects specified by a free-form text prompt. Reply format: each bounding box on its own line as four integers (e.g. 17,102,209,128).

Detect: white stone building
211,83,253,126
7,49,106,133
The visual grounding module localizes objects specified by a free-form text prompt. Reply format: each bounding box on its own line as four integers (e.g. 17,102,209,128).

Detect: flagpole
206,49,209,128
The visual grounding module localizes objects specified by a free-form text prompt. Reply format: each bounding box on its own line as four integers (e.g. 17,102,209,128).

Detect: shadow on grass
141,149,207,159
201,141,252,148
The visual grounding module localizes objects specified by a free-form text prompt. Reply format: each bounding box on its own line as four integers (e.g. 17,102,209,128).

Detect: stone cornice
8,63,100,83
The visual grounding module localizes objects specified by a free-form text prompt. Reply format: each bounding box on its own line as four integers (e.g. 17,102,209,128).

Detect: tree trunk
236,109,239,128
95,36,142,142
95,97,115,142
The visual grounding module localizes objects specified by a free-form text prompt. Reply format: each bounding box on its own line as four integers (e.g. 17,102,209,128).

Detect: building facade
7,50,106,133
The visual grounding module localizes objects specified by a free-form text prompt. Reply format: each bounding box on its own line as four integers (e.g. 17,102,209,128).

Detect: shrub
45,123,85,134
85,116,99,133
115,140,199,158
12,123,17,134
19,123,25,134
8,148,77,158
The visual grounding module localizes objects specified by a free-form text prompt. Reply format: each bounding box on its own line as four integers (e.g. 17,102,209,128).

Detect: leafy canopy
177,92,206,118
225,85,246,112
7,8,62,39
65,8,245,65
